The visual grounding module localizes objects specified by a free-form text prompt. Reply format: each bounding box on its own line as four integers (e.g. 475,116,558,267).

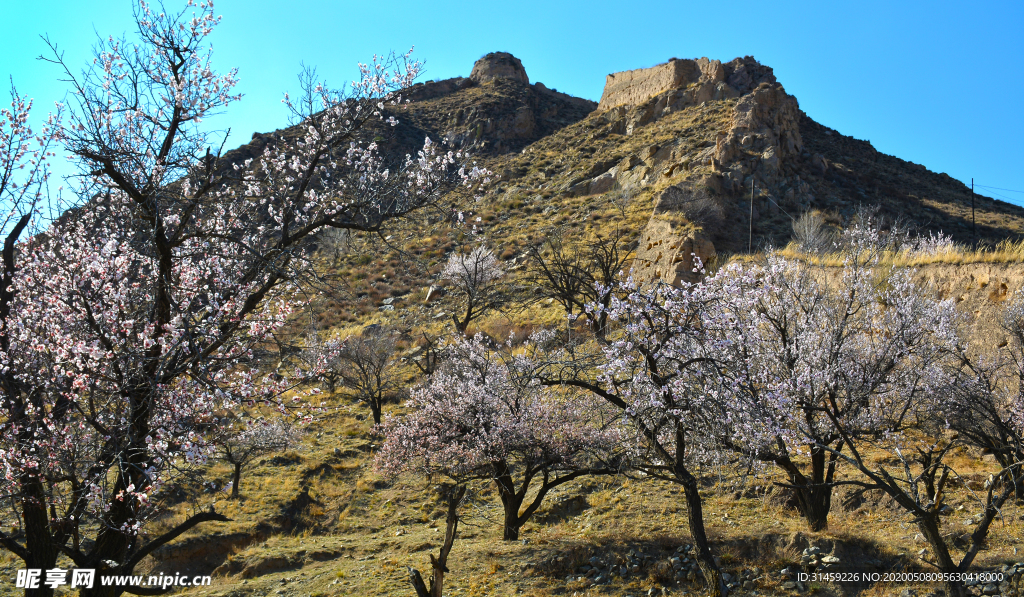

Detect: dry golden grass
774,239,1024,267
28,398,1004,597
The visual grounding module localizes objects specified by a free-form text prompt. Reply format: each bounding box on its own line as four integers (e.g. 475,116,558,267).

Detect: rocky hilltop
476,53,1023,285
220,51,1024,286
387,52,597,156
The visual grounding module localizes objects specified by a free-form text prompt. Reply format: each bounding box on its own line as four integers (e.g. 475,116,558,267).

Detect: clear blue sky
2,0,1022,205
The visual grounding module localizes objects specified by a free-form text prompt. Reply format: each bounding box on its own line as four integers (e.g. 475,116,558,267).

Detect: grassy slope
7,75,1024,597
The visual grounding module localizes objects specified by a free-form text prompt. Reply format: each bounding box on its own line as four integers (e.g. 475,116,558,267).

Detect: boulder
632,217,717,286
589,172,616,195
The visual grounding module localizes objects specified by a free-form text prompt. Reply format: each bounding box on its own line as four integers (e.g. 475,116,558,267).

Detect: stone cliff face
713,82,804,193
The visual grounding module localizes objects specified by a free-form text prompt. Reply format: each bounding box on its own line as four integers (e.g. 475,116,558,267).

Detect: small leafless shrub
318,227,352,264
792,210,835,254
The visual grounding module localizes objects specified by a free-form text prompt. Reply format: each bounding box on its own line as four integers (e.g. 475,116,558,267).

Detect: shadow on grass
518,530,919,597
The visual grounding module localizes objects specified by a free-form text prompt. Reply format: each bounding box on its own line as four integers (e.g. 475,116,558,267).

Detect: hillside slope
17,52,1021,597
210,51,1024,290
223,52,1023,243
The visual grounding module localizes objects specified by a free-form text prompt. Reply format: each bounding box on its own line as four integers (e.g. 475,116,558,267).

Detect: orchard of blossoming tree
1,2,1024,597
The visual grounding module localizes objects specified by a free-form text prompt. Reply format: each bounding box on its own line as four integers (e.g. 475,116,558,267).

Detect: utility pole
971,178,976,242
749,179,754,254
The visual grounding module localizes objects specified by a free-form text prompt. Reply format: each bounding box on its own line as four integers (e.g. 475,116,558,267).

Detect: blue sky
2,0,1022,205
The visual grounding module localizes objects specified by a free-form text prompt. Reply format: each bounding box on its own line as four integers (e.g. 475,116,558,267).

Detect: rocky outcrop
384,53,596,156
470,52,529,85
632,217,717,286
714,82,804,193
594,56,805,244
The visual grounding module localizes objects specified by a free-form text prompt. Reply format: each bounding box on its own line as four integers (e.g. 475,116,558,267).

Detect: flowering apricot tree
944,292,1024,496
376,333,620,541
0,82,61,597
712,248,959,532
442,245,506,333
218,418,303,498
0,1,483,595
525,264,748,597
712,243,1013,597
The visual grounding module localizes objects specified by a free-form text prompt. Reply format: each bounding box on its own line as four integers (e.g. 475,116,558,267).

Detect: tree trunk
452,312,468,335
676,466,725,597
409,568,430,597
24,581,55,597
232,462,242,499
78,566,124,597
407,486,465,597
370,402,382,426
594,311,608,341
79,434,151,597
501,500,521,541
21,475,58,597
917,514,966,597
995,452,1024,500
791,483,831,532
778,445,835,532
494,474,524,541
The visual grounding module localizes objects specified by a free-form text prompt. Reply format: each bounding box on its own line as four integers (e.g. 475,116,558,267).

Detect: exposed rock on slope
915,263,1022,349
713,82,803,192
472,53,1024,280
633,217,717,286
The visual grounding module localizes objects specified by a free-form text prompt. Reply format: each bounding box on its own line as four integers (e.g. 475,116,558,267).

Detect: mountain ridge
214,51,1024,290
